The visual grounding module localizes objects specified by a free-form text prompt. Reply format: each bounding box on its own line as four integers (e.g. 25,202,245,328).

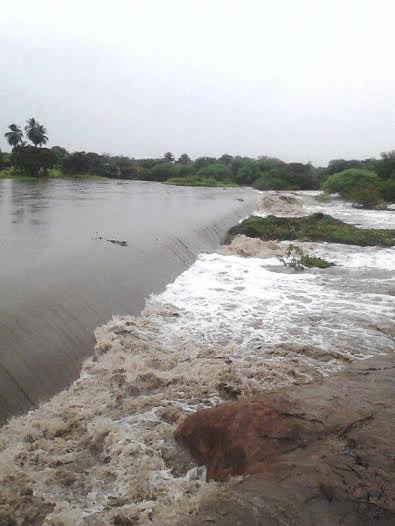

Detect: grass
226,213,395,247
0,169,36,181
165,176,238,188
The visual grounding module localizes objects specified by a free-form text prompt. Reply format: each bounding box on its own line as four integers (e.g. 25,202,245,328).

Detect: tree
177,153,191,165
219,154,233,166
24,118,48,147
0,149,11,170
149,162,176,181
196,163,232,181
36,124,48,147
194,156,217,170
163,152,175,163
11,146,56,177
373,151,395,180
234,159,261,185
4,124,23,148
51,146,69,164
61,152,91,175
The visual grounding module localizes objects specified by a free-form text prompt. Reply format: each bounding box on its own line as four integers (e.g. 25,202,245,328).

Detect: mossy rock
226,213,395,247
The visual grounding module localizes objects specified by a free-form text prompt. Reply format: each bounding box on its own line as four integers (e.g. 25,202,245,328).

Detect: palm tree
25,118,48,147
4,124,23,148
36,124,48,147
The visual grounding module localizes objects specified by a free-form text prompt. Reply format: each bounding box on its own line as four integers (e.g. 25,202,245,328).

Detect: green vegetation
0,167,15,178
11,146,56,177
165,176,237,187
323,168,385,208
300,253,334,269
4,124,23,148
279,244,335,271
226,213,395,247
24,118,48,147
322,155,395,207
323,168,378,195
2,120,395,200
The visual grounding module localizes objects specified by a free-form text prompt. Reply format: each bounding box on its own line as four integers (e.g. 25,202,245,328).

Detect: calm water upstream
0,178,258,423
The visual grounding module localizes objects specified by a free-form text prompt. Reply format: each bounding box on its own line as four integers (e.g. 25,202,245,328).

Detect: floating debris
93,233,128,247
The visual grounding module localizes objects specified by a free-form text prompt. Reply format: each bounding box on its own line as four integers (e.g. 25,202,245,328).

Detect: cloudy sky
1,0,394,165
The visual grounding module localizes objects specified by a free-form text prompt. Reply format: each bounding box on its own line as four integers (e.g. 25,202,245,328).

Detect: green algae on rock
225,213,395,247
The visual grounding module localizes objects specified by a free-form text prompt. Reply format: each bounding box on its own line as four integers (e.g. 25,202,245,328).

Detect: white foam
275,242,395,271
252,191,395,229
152,253,394,367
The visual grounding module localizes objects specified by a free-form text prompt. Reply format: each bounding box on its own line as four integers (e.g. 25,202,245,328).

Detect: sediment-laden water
0,179,257,422
0,189,394,525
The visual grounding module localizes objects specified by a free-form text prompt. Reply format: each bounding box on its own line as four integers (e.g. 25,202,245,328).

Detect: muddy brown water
0,179,258,423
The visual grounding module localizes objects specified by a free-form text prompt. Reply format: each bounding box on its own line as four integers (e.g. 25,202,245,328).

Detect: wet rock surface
176,354,395,525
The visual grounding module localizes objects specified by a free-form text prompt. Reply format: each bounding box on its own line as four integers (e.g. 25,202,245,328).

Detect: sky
1,0,394,166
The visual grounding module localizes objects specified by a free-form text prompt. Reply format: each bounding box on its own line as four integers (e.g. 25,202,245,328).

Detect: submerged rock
176,354,395,525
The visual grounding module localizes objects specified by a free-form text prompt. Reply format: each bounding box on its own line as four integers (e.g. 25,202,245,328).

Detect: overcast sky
1,0,394,165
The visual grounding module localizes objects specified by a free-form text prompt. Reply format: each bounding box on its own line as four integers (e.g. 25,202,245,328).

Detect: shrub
196,163,232,181
146,162,177,181
61,152,91,175
47,168,63,178
323,168,379,198
279,244,334,271
322,168,394,207
348,184,384,208
253,172,294,190
0,167,19,178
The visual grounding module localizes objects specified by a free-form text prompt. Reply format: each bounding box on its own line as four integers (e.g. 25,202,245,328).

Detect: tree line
1,119,394,206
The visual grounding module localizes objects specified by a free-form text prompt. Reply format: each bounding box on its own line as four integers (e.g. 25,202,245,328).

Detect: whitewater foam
251,190,395,229
222,235,395,271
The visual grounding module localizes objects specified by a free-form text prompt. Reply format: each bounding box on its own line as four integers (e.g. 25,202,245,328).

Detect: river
0,178,258,423
0,185,393,525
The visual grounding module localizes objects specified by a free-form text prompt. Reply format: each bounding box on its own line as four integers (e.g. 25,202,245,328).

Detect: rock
175,354,395,525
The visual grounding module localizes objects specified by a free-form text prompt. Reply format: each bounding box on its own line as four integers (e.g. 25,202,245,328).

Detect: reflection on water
0,178,257,423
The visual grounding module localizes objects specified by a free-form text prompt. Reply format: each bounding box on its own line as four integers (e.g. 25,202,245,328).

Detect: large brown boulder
175,354,395,525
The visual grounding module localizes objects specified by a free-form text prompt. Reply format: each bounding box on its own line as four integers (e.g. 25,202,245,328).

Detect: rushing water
0,188,394,525
0,179,258,423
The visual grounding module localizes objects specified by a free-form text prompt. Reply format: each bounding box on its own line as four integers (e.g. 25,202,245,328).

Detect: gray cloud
1,0,394,165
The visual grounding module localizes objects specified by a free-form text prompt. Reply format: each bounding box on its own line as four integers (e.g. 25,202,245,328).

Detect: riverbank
0,170,107,181
0,171,239,188
165,176,238,188
0,190,393,525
